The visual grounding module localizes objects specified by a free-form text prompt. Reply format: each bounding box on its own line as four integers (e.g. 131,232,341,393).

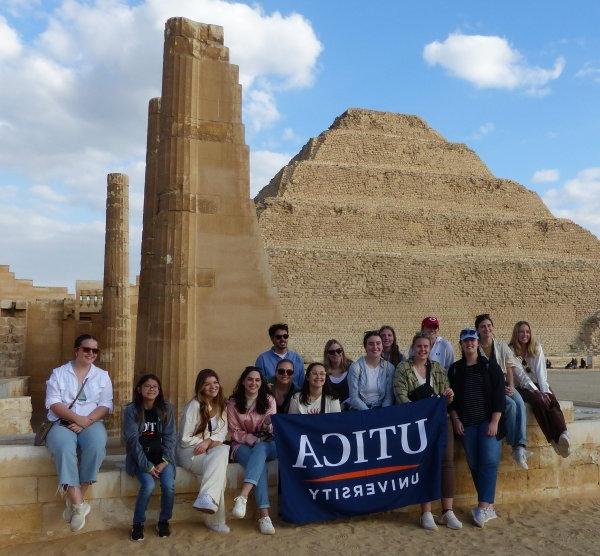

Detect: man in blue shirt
255,323,305,388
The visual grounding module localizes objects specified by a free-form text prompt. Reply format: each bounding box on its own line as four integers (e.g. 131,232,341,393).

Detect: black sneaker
156,520,171,538
130,523,144,541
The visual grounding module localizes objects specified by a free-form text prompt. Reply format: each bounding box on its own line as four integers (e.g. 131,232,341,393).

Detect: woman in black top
448,328,505,529
268,358,298,414
323,339,352,410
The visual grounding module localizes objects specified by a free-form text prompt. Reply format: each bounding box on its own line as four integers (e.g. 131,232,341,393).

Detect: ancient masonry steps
2,403,600,543
259,201,600,259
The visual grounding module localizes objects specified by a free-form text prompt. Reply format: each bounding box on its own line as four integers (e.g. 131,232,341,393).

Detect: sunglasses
328,348,343,355
79,346,100,355
277,368,294,376
274,334,289,340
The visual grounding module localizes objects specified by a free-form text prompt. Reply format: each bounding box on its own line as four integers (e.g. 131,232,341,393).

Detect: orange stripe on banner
304,464,419,483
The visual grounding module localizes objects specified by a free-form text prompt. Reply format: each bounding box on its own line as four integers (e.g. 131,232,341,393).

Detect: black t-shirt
139,407,163,466
461,364,487,427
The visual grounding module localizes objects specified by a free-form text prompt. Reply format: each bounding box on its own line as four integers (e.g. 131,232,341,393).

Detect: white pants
179,444,230,525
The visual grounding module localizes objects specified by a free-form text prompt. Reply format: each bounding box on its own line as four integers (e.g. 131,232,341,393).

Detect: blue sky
0,0,598,289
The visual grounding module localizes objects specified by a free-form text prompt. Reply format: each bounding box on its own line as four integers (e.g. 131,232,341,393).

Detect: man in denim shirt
255,323,305,389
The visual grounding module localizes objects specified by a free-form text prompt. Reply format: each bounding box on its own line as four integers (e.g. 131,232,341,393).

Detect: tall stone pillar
102,173,132,436
144,18,282,415
134,98,161,380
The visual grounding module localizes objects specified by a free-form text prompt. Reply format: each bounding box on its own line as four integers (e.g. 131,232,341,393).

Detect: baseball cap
421,315,439,329
459,328,479,341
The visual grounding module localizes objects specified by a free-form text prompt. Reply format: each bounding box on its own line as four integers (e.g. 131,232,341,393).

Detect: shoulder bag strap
68,378,88,409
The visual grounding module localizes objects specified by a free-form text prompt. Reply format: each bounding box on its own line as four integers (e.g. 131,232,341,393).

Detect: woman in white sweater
289,363,341,414
177,369,231,533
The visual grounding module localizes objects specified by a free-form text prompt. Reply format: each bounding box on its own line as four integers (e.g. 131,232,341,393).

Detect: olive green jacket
394,359,449,404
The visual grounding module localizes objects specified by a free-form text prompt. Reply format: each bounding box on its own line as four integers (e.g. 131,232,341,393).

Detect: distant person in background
289,362,341,414
546,359,553,369
323,339,352,410
255,323,304,389
394,332,461,531
509,321,570,458
580,358,587,369
123,374,176,541
475,313,529,470
448,328,505,528
268,359,298,414
44,334,112,533
348,331,394,410
421,316,455,372
379,325,404,368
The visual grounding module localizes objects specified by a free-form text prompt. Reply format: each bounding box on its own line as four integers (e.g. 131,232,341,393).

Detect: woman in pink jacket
227,366,277,535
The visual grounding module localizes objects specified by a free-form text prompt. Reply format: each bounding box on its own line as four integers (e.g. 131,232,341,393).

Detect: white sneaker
471,507,484,528
512,446,529,469
438,510,462,529
193,493,218,514
232,496,247,519
557,432,571,458
70,501,91,532
258,516,275,535
206,522,230,534
420,511,438,531
62,499,73,523
482,507,498,524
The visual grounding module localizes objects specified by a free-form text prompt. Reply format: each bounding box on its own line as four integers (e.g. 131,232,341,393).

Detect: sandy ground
548,369,600,404
4,498,600,556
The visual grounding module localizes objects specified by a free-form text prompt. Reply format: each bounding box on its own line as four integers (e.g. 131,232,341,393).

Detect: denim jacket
122,402,177,476
347,356,394,410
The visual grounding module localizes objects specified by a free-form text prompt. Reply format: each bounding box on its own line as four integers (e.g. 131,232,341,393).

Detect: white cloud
246,87,280,132
0,15,22,59
531,168,559,184
29,184,68,203
0,184,18,200
576,62,600,83
282,127,297,141
543,168,600,238
250,149,291,196
423,33,564,94
470,122,494,140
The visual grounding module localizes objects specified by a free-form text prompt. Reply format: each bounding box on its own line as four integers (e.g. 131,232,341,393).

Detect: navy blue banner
272,397,447,524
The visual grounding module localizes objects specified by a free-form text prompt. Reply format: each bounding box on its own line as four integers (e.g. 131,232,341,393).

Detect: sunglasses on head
274,334,289,340
79,346,100,355
277,368,294,376
328,348,343,355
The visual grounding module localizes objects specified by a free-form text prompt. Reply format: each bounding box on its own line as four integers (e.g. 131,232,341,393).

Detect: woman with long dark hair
227,366,277,535
123,374,176,540
379,325,404,368
322,339,352,410
509,320,570,457
178,369,230,533
289,362,341,414
268,358,298,414
448,328,505,528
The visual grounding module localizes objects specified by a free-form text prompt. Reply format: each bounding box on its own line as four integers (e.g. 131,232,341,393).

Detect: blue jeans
133,463,175,524
46,421,107,487
504,390,527,447
234,441,277,509
462,421,502,504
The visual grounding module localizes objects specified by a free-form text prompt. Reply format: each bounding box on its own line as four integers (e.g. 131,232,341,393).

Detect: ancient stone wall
256,109,600,362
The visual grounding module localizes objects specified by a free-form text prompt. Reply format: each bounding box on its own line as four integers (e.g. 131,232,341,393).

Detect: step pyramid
255,108,600,360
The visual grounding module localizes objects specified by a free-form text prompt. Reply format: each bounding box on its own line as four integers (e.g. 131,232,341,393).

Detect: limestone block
0,503,42,534
565,420,600,445
0,376,29,398
0,476,37,505
14,300,27,310
0,300,13,310
0,445,56,478
527,467,559,491
0,396,32,435
559,462,599,489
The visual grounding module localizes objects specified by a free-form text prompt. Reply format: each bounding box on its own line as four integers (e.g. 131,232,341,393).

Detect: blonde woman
177,369,230,533
509,321,570,457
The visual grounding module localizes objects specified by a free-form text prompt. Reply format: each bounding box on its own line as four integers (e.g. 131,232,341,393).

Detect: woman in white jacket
177,369,231,533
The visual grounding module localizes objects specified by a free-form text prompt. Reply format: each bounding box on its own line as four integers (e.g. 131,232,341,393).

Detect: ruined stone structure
256,109,600,361
134,98,161,381
137,18,282,413
102,173,132,435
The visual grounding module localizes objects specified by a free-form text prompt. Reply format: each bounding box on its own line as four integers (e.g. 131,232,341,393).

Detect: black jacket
447,355,506,440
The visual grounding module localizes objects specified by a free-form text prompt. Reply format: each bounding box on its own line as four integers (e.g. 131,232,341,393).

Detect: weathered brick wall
256,108,600,362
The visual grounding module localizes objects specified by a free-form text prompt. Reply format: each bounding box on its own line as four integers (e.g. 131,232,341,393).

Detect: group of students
42,313,570,540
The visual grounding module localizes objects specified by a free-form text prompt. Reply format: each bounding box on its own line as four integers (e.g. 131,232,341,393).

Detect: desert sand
3,498,600,556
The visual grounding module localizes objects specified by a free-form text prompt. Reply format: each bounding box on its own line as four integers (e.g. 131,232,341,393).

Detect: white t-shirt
363,363,381,405
288,393,341,414
412,367,426,386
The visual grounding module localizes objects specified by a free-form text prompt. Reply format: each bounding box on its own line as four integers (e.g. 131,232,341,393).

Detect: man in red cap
421,315,455,372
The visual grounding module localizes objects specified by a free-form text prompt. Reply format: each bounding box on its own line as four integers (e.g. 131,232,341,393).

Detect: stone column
134,98,161,380
102,173,131,436
145,18,282,415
